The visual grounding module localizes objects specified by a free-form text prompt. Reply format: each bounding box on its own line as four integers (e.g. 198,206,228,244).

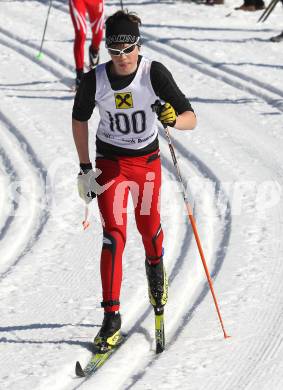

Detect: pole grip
151,100,162,115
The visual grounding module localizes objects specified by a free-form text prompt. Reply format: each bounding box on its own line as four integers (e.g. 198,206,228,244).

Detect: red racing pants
96,150,164,312
69,0,104,70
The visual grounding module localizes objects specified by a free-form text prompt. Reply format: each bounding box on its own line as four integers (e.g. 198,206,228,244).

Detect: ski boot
94,312,122,353
89,45,99,68
146,256,168,353
145,257,168,311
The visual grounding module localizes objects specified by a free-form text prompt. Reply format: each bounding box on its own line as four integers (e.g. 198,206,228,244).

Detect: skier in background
72,10,197,350
69,0,104,87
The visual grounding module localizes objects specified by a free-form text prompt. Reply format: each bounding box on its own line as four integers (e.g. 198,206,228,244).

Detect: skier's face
108,40,140,76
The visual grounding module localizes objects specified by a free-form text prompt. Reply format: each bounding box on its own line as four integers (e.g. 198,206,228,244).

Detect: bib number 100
107,110,146,134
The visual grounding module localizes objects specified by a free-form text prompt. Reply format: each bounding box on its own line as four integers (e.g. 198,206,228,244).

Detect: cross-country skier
72,10,197,351
69,0,104,87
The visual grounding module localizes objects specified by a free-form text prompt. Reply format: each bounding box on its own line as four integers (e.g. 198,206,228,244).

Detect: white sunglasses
107,38,140,56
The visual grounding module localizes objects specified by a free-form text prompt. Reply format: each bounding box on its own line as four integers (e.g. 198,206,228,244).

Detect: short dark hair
105,10,141,29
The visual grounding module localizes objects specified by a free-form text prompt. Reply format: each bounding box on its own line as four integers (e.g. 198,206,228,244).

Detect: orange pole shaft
185,202,229,339
164,126,229,339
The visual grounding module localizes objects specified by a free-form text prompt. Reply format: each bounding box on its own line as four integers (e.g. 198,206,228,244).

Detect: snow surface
0,0,283,389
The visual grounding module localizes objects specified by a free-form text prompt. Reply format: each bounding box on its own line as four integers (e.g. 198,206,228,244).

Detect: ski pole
120,0,124,10
36,0,53,59
151,101,230,339
258,0,280,23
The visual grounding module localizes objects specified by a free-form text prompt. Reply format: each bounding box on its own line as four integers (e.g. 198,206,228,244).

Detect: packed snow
0,0,283,389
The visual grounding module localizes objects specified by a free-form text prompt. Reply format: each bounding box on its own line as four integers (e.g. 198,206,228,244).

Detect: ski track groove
0,145,19,241
157,38,283,99
0,25,74,74
0,35,71,89
0,110,50,282
143,35,283,114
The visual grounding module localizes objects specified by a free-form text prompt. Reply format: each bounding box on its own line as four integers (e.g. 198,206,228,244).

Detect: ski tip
75,361,85,377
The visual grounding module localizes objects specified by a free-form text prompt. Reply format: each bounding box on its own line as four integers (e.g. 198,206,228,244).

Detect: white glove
77,169,100,204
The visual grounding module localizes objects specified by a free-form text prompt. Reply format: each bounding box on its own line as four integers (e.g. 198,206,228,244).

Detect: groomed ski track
0,109,49,280
0,1,283,390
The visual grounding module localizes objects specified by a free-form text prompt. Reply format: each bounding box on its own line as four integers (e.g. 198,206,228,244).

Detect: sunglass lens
108,48,120,56
124,45,135,54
